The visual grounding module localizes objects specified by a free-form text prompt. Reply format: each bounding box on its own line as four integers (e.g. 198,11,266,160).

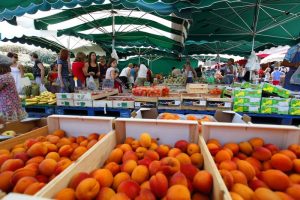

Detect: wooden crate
200,122,300,200
5,119,227,200
186,83,208,94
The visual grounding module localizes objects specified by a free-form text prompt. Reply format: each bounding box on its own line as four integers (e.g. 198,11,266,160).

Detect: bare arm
68,60,72,74
19,64,24,78
83,63,89,76
96,65,101,77
38,63,45,84
58,64,64,87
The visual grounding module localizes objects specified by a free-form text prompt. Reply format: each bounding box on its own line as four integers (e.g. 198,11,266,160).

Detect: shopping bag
39,84,47,93
290,67,300,85
87,76,97,90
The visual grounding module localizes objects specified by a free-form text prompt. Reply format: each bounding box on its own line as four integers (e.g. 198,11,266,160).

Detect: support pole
112,9,116,51
138,47,141,64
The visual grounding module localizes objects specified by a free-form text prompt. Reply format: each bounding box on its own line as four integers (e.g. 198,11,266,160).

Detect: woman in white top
7,53,24,93
136,64,148,86
264,67,271,82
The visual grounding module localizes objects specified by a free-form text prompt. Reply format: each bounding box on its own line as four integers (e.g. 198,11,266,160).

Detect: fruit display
0,130,105,195
25,91,57,106
163,76,186,85
54,133,213,200
207,137,300,200
209,88,222,95
132,86,170,97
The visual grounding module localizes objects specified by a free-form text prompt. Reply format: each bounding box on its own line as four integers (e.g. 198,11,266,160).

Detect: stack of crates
233,88,262,113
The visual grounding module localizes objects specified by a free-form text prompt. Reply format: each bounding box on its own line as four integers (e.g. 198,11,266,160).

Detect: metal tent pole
112,9,116,51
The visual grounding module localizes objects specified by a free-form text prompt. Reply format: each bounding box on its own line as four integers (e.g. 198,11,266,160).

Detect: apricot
0,149,10,156
139,133,151,148
44,143,58,153
230,192,244,200
169,171,188,187
219,160,237,171
92,169,113,187
0,171,13,192
38,159,57,176
113,172,130,190
46,152,60,161
192,193,210,200
262,160,272,171
207,139,221,147
58,145,73,157
55,188,76,200
237,160,256,182
87,133,99,141
252,188,281,200
104,162,120,176
289,174,300,184
252,147,272,161
137,158,151,167
1,159,24,172
224,143,239,155
175,140,189,153
275,192,295,200
131,165,149,184
13,176,37,193
149,160,161,176
293,159,300,173
117,180,141,199
264,144,280,155
248,179,268,191
76,136,87,144
135,188,156,200
111,193,130,200
120,160,137,174
245,157,262,172
46,135,60,144
27,142,48,157
220,169,234,189
180,163,199,180
168,148,182,157
261,169,290,191
286,184,300,200
70,146,87,161
36,175,48,183
176,153,192,165
11,168,37,185
207,143,220,156
193,170,213,194
87,140,98,149
149,172,168,198
144,150,160,161
96,187,116,200
135,147,147,159
248,137,264,148
280,150,297,160
26,156,44,165
215,149,232,163
24,182,45,195
119,144,132,152
122,150,138,163
0,154,11,166
69,172,90,189
156,145,170,158
190,153,204,168
11,147,26,156
75,178,100,200
271,153,293,172
160,157,180,176
237,152,248,160
57,138,72,148
187,143,200,156
52,129,65,138
231,183,254,200
54,159,72,175
230,170,248,185
131,140,141,151
239,141,253,155
288,144,300,157
166,185,190,200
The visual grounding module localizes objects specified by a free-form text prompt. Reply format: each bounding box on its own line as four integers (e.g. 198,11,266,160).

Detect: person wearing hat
119,63,133,89
223,58,236,84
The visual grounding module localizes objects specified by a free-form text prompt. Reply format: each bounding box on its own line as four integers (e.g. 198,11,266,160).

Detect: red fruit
149,172,168,198
180,164,199,180
117,180,140,199
175,140,189,153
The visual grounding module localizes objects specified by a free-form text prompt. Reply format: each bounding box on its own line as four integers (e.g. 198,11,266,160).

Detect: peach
111,193,130,200
24,162,39,173
224,143,239,155
104,162,120,176
1,158,24,172
286,184,300,200
11,147,26,156
135,147,147,159
289,174,300,184
149,160,161,175
27,142,48,157
117,180,141,199
24,182,45,195
122,150,138,163
0,171,13,192
180,163,199,180
223,148,233,157
252,188,281,200
0,149,10,156
219,160,237,171
191,153,204,168
113,172,131,190
92,169,113,187
96,187,115,200
87,140,98,149
141,181,151,190
44,143,58,153
220,169,234,189
119,144,132,152
150,143,158,150
69,172,90,189
121,160,137,174
215,149,232,163
0,154,11,166
261,169,290,191
132,165,149,184
207,143,220,156
166,185,190,200
58,145,73,157
46,135,60,144
135,188,156,200
131,140,141,150
207,139,221,147
55,188,76,200
248,137,264,148
264,144,280,155
175,140,189,153
231,183,254,200
57,138,72,148
46,152,60,161
52,129,65,138
14,153,29,163
248,179,268,191
87,133,99,141
54,159,72,175
288,144,300,157
149,172,168,198
230,170,248,185
252,147,272,161
237,160,256,182
144,150,160,161
168,148,182,157
230,192,244,200
176,153,192,165
275,192,295,200
76,136,87,144
39,159,57,176
75,178,100,200
156,145,170,158
24,139,38,149
160,157,180,176
11,168,37,185
262,160,272,171
26,156,44,164
139,133,152,148
170,171,188,186
192,193,210,200
193,170,212,194
239,141,253,155
237,152,247,160
187,143,200,156
293,159,300,173
36,175,48,183
280,150,297,160
70,146,87,161
246,157,262,172
13,177,37,193
271,153,293,172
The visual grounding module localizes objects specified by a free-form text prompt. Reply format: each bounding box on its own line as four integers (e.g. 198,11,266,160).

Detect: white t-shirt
137,64,148,78
105,67,115,79
120,67,130,77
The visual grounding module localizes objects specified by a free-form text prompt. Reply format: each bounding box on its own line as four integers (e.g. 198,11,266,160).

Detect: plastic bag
290,67,300,85
111,49,119,62
245,51,260,71
39,84,47,93
87,76,97,90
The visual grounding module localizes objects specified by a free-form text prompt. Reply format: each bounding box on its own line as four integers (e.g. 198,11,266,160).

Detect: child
0,55,27,122
271,67,284,85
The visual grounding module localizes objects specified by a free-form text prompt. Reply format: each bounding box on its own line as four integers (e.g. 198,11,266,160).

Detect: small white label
174,101,181,106
278,107,289,111
249,106,259,112
224,102,232,107
200,100,206,106
278,102,289,107
250,98,260,102
135,102,141,107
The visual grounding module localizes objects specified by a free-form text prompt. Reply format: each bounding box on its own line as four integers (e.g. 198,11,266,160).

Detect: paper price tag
224,102,232,108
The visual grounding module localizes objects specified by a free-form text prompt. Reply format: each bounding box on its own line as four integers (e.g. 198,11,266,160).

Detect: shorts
272,80,280,85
